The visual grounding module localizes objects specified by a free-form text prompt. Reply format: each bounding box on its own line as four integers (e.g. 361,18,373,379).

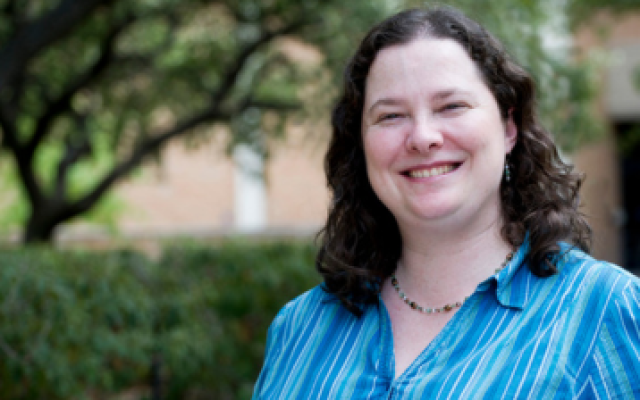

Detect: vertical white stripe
513,317,561,398
593,350,612,400
451,310,510,399
576,275,621,376
499,351,527,400
525,316,563,399
615,301,640,362
280,301,335,394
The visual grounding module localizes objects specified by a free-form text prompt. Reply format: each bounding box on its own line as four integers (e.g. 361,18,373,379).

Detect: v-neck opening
378,286,483,382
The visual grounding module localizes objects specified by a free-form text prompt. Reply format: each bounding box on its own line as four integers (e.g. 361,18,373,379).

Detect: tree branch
26,14,135,157
0,105,43,206
0,105,20,153
59,106,228,221
53,15,313,223
0,0,115,90
53,114,92,203
211,18,310,107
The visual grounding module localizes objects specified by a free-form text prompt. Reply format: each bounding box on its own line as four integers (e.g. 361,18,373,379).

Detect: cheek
363,128,405,164
363,134,393,168
452,120,505,157
362,134,400,201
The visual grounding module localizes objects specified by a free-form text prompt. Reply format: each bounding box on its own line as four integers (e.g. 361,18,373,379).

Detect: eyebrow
366,98,403,116
433,89,466,101
431,89,478,103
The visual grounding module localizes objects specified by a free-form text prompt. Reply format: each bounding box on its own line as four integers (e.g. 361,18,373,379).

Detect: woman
253,6,640,399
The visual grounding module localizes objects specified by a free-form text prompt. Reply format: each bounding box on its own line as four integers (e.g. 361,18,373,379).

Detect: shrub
0,239,319,399
0,247,154,400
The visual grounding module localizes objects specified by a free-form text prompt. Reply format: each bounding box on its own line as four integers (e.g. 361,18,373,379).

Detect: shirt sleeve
580,269,640,398
251,303,291,399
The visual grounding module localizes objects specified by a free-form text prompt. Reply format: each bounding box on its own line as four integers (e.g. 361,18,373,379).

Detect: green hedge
0,240,320,400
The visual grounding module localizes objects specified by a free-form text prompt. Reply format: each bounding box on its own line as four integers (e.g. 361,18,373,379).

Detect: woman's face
361,38,517,233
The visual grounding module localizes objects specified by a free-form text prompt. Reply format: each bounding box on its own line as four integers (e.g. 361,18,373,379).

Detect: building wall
102,123,329,240
116,136,236,235
572,135,623,264
573,12,640,265
266,126,329,230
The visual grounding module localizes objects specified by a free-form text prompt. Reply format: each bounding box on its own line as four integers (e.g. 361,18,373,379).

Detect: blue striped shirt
253,242,640,399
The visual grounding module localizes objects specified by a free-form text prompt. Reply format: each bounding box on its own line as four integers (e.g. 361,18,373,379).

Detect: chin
403,204,462,224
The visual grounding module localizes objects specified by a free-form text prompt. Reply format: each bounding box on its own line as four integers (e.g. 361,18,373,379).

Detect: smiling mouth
404,164,460,178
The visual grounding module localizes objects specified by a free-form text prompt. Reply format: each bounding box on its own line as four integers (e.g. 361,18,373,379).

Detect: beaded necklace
390,251,514,314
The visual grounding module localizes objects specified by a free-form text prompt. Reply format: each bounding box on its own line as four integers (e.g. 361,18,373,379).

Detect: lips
403,163,460,178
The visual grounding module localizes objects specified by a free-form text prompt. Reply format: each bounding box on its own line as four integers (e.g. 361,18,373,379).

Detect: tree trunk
23,213,57,244
150,352,162,400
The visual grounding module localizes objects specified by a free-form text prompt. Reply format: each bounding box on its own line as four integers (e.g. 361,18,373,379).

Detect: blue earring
504,162,511,182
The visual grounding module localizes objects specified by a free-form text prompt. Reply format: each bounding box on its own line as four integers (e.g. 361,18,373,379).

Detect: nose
405,118,444,153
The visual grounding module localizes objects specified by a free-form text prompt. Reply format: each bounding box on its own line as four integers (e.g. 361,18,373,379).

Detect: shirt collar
491,237,531,310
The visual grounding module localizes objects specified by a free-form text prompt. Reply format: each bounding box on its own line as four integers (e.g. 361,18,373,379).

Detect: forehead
364,38,485,102
376,37,473,67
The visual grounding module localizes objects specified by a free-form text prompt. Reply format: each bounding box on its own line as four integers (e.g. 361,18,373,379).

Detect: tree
0,0,393,243
0,0,638,244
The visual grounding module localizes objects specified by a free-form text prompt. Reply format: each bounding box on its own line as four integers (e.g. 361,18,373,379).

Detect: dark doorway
617,122,640,272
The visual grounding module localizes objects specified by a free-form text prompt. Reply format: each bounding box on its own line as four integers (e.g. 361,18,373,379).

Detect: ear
504,108,517,153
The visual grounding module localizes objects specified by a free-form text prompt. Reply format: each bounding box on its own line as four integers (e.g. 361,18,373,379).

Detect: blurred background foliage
0,0,639,243
0,240,320,399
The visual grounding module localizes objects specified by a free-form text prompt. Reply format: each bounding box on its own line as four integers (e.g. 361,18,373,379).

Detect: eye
441,102,468,112
377,113,403,123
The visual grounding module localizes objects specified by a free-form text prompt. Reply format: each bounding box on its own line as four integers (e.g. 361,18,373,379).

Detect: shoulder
559,246,640,351
254,285,380,398
266,285,345,342
556,245,640,305
275,284,342,322
515,243,639,311
557,248,640,395
253,285,361,397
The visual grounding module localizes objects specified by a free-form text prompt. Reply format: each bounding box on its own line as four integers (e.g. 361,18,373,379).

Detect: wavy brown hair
316,6,592,315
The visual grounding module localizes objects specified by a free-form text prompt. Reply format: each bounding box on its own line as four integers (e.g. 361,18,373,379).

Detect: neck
393,219,513,307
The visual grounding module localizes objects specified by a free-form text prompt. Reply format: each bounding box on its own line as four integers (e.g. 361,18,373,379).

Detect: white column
233,143,267,232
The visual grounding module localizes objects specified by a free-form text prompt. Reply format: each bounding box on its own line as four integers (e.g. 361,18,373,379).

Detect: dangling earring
504,160,511,183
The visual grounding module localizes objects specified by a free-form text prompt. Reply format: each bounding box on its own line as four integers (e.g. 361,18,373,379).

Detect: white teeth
408,165,454,178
